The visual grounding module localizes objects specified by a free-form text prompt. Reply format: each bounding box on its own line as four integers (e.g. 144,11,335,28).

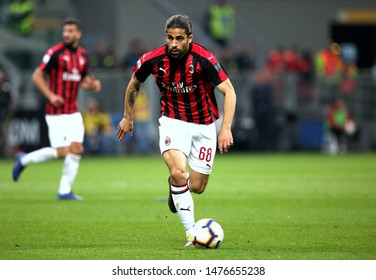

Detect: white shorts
159,116,217,175
45,112,84,148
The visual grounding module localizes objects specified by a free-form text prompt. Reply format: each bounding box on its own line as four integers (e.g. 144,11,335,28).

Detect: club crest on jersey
189,64,194,73
165,136,171,146
62,68,81,82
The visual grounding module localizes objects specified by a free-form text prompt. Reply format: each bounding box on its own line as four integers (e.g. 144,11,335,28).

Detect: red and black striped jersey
133,42,229,124
38,43,89,115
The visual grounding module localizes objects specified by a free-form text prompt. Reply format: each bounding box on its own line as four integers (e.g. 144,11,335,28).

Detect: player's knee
70,143,84,155
170,169,187,186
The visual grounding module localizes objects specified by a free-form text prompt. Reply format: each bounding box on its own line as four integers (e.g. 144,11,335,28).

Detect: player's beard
63,37,78,48
168,46,188,59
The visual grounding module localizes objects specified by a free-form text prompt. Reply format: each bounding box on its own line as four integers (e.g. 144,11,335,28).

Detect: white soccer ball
192,218,224,249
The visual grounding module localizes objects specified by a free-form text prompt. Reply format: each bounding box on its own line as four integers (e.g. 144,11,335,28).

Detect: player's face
62,24,82,47
166,28,193,59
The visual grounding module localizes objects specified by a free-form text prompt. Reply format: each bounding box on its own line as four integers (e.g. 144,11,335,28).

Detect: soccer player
116,15,236,247
12,17,101,200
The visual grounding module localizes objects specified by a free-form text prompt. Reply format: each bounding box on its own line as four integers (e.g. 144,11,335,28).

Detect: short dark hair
165,15,192,35
63,17,82,30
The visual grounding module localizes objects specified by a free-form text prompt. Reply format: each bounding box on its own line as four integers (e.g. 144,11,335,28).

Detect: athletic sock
171,180,195,232
21,147,58,166
58,153,81,195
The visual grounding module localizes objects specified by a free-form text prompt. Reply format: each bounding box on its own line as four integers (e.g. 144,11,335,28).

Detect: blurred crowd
0,0,35,36
1,0,375,157
0,65,14,158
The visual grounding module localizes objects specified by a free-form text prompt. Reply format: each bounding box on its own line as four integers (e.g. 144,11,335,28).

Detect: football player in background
12,17,101,200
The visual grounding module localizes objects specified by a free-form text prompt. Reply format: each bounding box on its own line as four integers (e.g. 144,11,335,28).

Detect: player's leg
187,169,209,194
12,147,59,181
19,147,59,165
11,114,66,182
329,128,341,155
57,142,83,200
159,116,195,246
163,149,195,247
57,113,85,200
188,121,217,194
183,121,217,246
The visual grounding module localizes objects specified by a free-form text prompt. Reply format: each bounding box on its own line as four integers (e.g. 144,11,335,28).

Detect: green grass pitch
0,153,375,260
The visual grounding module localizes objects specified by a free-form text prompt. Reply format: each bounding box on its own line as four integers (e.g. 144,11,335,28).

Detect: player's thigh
159,116,191,155
188,122,217,176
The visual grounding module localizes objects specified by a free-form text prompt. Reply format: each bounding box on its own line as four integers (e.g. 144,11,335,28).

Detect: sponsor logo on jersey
159,67,168,73
160,81,197,93
62,68,81,82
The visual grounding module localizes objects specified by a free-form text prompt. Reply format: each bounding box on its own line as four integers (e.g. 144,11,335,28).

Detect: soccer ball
192,218,224,249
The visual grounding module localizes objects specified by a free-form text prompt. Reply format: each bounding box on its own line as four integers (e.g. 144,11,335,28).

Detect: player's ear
188,34,193,43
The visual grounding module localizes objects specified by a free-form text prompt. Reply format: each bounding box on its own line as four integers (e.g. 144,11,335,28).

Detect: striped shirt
133,42,229,124
38,43,88,115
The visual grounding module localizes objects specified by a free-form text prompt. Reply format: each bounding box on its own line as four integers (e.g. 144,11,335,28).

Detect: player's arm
216,78,236,154
32,67,64,107
116,73,142,140
80,75,101,92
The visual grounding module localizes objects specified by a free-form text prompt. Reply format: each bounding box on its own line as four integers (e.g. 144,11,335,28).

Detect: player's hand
218,128,234,154
91,76,101,92
116,116,134,140
49,94,64,107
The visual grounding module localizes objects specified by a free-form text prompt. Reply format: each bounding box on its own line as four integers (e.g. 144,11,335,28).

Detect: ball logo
165,136,171,146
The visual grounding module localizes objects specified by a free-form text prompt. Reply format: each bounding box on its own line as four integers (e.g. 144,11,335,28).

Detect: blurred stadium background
1,0,376,157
